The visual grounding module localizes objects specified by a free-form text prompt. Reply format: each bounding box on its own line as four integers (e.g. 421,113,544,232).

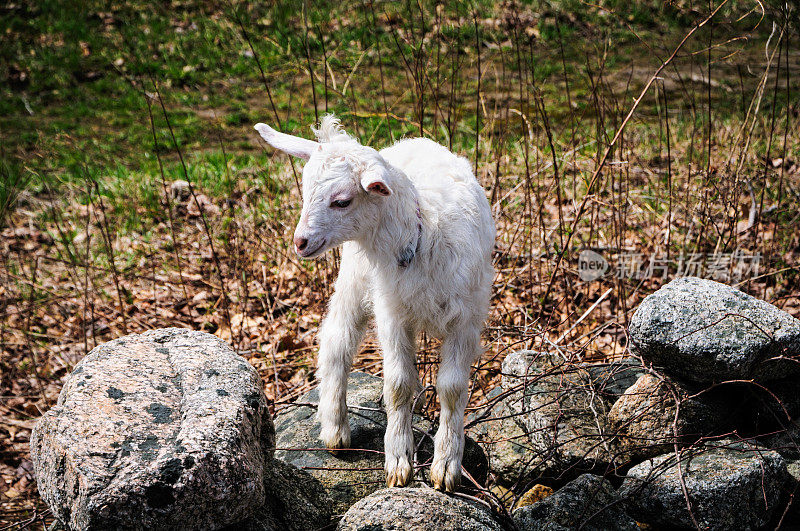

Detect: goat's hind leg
431,324,480,492
316,252,370,452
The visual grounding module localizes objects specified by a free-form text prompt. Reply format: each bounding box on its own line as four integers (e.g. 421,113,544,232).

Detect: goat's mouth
297,239,327,259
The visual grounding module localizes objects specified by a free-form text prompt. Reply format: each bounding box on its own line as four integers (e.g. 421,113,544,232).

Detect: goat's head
254,115,392,259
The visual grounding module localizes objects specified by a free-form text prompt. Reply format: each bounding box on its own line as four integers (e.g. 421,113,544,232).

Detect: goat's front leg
431,325,480,492
316,257,369,452
375,303,418,488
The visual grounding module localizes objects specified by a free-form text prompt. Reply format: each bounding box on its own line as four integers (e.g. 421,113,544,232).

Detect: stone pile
29,277,800,529
468,277,800,529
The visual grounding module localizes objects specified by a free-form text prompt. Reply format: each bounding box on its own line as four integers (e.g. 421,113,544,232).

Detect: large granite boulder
629,277,800,384
337,487,505,530
274,371,488,515
607,373,722,464
31,328,274,530
513,474,638,531
493,351,618,484
620,440,789,529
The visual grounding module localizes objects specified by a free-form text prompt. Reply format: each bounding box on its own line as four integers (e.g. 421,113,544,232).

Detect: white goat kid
255,116,495,492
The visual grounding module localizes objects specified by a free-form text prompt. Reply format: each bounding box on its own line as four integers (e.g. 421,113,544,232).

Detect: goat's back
380,136,494,251
368,138,494,334
380,138,474,187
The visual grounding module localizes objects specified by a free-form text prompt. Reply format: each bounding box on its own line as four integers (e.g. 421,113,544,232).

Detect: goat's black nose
294,237,308,251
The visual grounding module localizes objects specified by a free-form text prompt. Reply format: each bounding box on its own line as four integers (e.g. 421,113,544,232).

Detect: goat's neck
361,173,421,269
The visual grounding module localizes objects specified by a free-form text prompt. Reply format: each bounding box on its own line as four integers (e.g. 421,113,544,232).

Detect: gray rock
496,351,618,484
782,460,800,527
337,487,505,530
31,328,274,531
583,357,646,399
235,458,333,531
273,371,390,516
274,371,488,515
738,377,800,434
513,474,638,531
629,277,800,384
620,440,789,529
759,420,800,460
659,377,800,440
788,459,800,482
501,350,567,383
607,373,723,464
467,387,533,488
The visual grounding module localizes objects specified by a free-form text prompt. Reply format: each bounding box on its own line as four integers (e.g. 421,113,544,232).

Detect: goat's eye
330,199,352,209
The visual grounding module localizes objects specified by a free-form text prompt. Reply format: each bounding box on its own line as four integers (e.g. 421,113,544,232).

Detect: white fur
255,116,495,491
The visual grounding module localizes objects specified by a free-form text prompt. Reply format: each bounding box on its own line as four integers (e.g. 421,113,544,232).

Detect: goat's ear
254,123,318,160
360,168,393,196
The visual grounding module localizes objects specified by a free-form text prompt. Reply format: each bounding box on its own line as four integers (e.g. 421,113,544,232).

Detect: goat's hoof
430,458,460,493
324,439,350,457
385,457,413,488
320,424,351,456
